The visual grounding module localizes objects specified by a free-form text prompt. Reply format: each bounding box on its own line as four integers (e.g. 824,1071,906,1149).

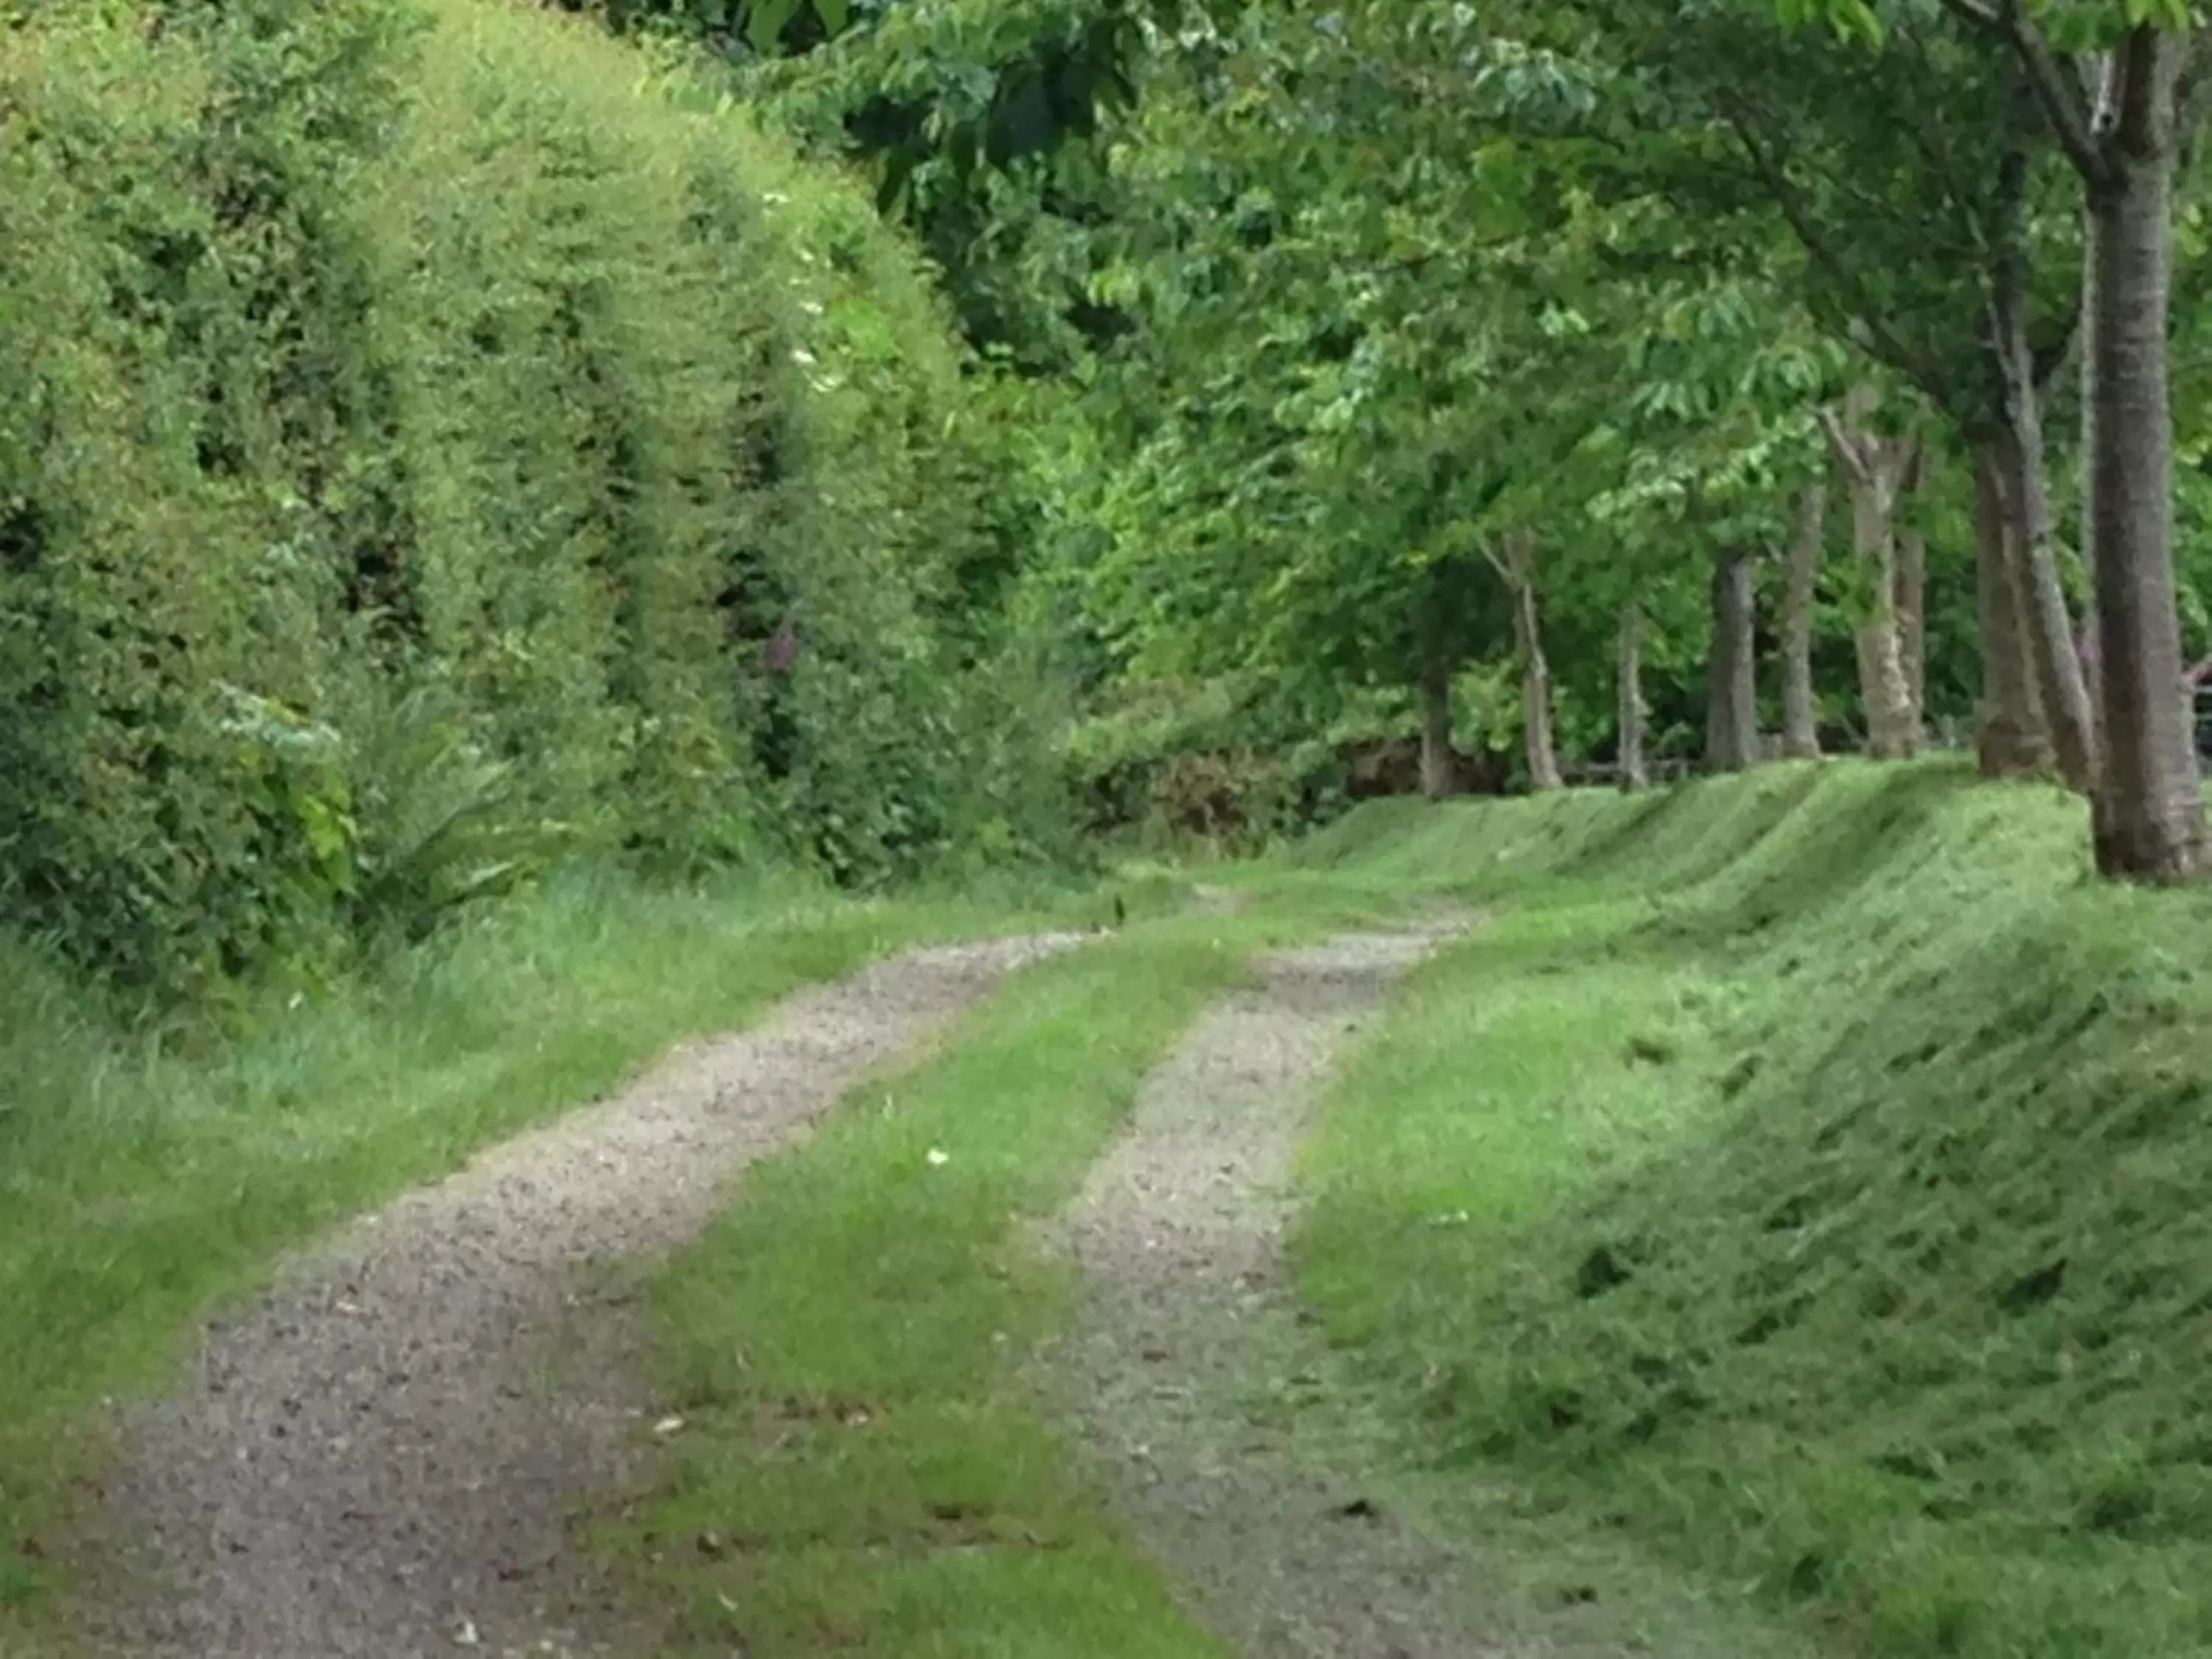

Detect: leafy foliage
0,0,1062,991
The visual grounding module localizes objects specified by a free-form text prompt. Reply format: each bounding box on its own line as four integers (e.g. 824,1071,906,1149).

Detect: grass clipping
1295,762,2212,1658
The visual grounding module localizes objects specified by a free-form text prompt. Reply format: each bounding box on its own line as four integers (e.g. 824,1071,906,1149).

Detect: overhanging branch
1711,90,1947,394
1816,404,1873,488
2001,1,2115,187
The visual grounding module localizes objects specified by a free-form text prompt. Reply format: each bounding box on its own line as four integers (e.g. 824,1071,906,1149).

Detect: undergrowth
1296,761,2212,1658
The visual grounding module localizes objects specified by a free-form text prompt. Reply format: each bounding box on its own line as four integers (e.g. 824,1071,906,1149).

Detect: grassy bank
0,869,1127,1618
1295,761,2212,1657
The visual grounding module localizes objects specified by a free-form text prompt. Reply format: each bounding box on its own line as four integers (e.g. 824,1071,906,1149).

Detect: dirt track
1030,918,1512,1658
66,935,1081,1659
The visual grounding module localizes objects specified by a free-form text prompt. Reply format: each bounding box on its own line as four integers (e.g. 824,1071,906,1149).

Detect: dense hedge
0,0,1061,992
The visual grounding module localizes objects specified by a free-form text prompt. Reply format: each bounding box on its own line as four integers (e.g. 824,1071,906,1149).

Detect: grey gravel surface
1032,919,1509,1659
66,933,1081,1659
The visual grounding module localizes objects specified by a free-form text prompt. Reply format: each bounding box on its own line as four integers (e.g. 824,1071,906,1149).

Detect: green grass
0,866,1134,1621
592,880,1463,1658
1295,761,2212,1658
21,756,2203,1658
593,840,1855,1659
594,922,1239,1658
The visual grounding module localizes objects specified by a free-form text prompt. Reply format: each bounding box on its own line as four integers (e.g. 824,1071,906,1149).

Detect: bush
0,0,1057,992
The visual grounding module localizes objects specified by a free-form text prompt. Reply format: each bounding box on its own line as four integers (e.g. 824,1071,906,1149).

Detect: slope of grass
1297,762,2212,1658
0,868,1137,1620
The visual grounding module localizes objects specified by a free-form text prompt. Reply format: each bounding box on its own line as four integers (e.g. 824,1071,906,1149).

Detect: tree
1706,543,1761,771
1573,0,2093,781
2011,15,2205,875
1489,530,1566,790
1780,481,1828,757
1792,0,2207,875
1821,389,1924,759
1618,600,1651,786
1971,433,2053,768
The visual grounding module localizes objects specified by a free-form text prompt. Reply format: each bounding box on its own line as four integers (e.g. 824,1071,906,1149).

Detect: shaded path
1032,918,1515,1658
69,935,1081,1659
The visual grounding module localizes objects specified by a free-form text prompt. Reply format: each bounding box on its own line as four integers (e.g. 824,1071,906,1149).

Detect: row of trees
580,0,2212,879
15,0,2205,994
993,0,2212,880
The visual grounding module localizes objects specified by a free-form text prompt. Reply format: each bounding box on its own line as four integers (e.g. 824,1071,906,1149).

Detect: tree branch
1994,1,2115,187
1932,0,2004,34
1710,90,1949,394
1816,405,1873,488
1898,431,1926,495
2110,23,2180,158
2031,303,2084,397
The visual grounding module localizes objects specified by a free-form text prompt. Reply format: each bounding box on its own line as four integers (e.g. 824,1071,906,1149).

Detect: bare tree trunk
1997,372,2099,794
1898,524,1927,735
1499,529,1562,793
1823,392,1918,760
1780,482,1824,759
1851,622,1914,759
1990,24,2194,858
1896,446,1927,737
1707,545,1759,772
1419,664,1454,802
2080,164,2107,745
1971,436,2050,775
2083,28,2204,877
1618,600,1647,791
1982,66,2097,793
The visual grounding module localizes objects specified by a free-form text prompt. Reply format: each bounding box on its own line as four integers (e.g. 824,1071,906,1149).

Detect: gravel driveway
66,934,1081,1659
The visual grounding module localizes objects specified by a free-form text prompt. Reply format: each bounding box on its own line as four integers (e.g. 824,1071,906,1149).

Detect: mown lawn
1296,762,2212,1658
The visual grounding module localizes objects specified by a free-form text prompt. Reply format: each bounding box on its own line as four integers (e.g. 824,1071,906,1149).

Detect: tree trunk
1971,435,2050,775
1983,63,2098,793
2080,167,2107,745
1501,529,1562,792
1706,545,1759,772
1618,600,1647,791
1895,446,1927,735
1997,367,2099,795
1824,393,1918,760
1780,482,1824,759
1419,664,1454,802
2083,28,2204,877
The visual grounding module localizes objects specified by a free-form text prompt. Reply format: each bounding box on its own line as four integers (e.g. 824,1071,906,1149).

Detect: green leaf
748,0,801,53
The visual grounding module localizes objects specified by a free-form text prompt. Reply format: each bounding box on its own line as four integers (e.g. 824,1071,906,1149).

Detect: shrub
0,0,1058,991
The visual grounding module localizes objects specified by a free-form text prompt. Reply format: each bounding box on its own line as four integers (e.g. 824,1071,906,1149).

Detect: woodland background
4,0,2211,978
